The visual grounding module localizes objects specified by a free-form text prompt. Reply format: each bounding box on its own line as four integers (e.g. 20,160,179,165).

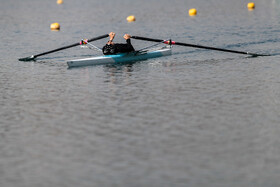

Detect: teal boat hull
67,48,172,68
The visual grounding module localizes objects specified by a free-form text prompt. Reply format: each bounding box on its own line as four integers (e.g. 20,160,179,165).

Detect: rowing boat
67,47,172,68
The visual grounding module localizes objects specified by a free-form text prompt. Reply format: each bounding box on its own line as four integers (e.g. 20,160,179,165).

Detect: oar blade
247,52,270,57
18,55,35,61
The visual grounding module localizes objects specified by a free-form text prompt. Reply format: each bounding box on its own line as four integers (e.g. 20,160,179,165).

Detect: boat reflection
103,63,134,85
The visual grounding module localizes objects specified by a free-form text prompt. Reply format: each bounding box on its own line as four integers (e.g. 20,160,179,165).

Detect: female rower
102,32,135,55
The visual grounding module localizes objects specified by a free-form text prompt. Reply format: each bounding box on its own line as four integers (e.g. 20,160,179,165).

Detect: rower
102,32,135,55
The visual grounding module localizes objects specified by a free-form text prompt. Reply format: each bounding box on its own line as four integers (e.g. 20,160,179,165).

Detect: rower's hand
123,34,131,40
109,32,115,40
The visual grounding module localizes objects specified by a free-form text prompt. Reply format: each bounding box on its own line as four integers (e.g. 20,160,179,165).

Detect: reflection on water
103,64,134,85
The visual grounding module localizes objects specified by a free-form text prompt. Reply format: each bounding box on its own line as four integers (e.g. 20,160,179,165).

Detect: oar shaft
132,36,163,43
174,41,248,55
131,36,268,57
34,34,109,58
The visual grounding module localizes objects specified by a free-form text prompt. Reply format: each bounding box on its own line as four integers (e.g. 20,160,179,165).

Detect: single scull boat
18,34,269,64
67,47,172,68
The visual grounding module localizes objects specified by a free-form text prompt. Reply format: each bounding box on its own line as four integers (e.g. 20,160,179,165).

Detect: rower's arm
107,32,115,44
125,39,135,51
126,38,132,44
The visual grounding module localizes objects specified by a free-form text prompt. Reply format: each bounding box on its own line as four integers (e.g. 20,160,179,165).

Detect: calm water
1,0,280,186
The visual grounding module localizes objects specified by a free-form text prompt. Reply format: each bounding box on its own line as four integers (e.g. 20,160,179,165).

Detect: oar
19,34,109,61
131,36,269,57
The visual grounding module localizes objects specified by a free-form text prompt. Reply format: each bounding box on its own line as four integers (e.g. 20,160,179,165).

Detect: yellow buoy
50,23,60,30
126,15,136,22
247,2,255,10
189,8,197,16
57,0,63,4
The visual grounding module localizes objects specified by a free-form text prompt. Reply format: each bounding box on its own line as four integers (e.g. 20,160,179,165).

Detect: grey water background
1,0,280,186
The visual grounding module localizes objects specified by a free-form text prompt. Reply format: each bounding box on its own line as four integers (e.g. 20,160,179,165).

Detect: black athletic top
102,39,135,55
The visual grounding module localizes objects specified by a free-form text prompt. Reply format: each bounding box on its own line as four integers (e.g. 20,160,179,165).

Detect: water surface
1,0,280,186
